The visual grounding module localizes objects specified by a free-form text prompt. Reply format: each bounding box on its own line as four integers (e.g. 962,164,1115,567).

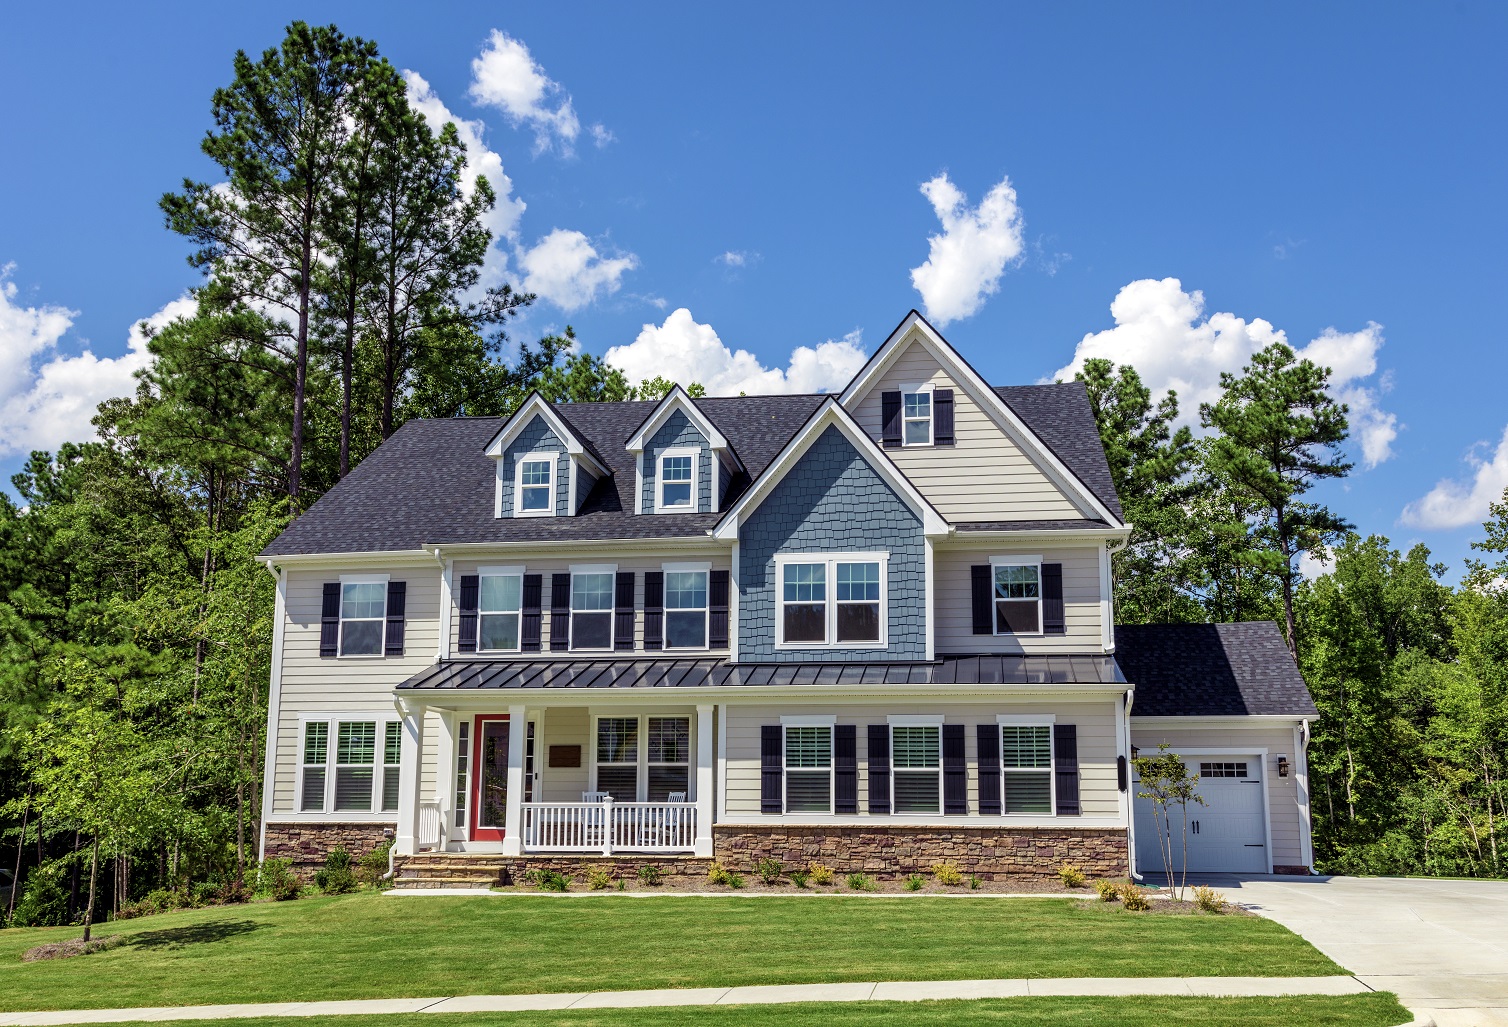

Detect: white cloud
517,229,637,312
468,30,588,155
0,266,192,457
1051,278,1398,467
605,309,867,395
589,124,615,148
1298,549,1331,581
1400,425,1508,531
717,250,758,268
909,172,1025,325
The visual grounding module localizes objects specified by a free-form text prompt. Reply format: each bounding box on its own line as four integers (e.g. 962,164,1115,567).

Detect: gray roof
1115,621,1318,718
995,383,1123,522
955,519,1115,533
397,654,1125,691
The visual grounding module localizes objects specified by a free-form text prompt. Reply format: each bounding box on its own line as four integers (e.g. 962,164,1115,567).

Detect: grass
0,893,1345,1012
74,995,1415,1027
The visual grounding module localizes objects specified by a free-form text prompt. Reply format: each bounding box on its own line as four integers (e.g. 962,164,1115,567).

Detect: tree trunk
289,194,315,510
82,837,100,943
7,793,29,920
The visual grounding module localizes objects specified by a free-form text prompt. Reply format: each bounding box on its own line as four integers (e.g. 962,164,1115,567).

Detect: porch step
393,853,510,888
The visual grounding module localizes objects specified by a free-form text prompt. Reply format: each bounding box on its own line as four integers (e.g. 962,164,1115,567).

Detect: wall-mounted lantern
1276,754,1291,778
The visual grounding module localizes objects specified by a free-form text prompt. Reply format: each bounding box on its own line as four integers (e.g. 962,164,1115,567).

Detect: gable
495,414,569,518
639,409,714,513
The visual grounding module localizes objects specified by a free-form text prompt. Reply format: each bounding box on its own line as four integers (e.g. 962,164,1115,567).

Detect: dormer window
515,456,555,516
902,388,933,446
656,448,698,512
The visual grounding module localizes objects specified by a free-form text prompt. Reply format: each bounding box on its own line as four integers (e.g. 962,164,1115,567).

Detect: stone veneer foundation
263,822,395,877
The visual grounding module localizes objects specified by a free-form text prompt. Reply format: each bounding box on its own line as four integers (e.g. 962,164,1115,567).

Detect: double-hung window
298,715,401,815
902,387,933,446
664,568,708,649
647,717,690,801
335,721,378,812
992,560,1042,635
515,455,555,516
571,570,615,650
593,715,692,801
478,571,523,652
656,448,697,512
382,722,402,813
300,722,329,812
1001,722,1053,814
783,723,833,813
776,554,887,647
595,717,639,799
339,580,386,656
891,722,942,813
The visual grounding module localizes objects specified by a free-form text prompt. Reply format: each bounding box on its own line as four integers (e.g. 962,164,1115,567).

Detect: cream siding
850,337,1086,521
723,698,1120,820
537,706,590,802
933,542,1104,654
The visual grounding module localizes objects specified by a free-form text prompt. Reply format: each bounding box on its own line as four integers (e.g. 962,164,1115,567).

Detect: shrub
356,840,393,887
637,864,664,887
314,849,357,895
117,887,179,920
755,857,783,885
10,873,68,927
706,861,731,886
1119,883,1151,911
191,881,223,906
807,862,835,886
790,870,809,888
587,868,614,891
525,869,571,892
845,872,877,892
930,860,964,886
1057,864,1087,888
1192,885,1226,913
725,872,746,890
968,874,982,890
1093,879,1120,902
904,873,925,892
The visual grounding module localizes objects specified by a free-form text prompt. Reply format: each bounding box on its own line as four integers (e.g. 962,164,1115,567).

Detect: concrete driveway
1179,874,1508,1027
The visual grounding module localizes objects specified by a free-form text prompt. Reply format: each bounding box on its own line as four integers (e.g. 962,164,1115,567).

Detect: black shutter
934,389,955,445
867,724,891,814
761,725,783,814
881,391,902,448
643,571,664,651
1117,754,1128,793
708,569,730,649
457,574,480,653
384,581,407,657
977,724,1002,815
319,582,340,657
971,565,993,635
614,572,636,651
549,573,571,652
943,723,967,815
1042,563,1065,635
1054,724,1080,816
521,574,543,652
834,724,857,814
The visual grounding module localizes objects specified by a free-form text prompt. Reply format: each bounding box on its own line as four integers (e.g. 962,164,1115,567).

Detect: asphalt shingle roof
1115,621,1318,718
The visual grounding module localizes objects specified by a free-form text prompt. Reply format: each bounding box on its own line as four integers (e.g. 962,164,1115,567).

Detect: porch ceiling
395,654,1126,691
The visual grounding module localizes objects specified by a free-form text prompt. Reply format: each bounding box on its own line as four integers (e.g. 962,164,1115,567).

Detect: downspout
1297,717,1316,875
1123,686,1142,881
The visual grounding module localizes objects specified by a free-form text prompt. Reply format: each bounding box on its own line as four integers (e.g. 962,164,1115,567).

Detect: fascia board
625,386,732,456
394,681,1130,707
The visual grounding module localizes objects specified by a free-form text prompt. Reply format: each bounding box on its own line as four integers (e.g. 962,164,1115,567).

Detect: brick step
390,876,498,890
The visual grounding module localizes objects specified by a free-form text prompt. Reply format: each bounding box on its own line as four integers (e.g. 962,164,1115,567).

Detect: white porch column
695,703,715,857
502,704,527,855
395,699,427,856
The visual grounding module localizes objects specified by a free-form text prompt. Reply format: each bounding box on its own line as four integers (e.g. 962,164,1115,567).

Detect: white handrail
520,800,698,854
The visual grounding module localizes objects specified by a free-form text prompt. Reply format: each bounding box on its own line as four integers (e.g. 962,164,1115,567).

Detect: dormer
484,393,610,519
625,386,742,514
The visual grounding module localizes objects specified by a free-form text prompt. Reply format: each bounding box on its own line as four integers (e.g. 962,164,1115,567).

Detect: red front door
470,715,510,841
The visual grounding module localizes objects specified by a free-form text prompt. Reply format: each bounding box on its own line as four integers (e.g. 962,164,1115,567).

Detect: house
255,311,1318,884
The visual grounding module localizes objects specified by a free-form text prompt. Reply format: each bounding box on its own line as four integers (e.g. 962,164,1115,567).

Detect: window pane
661,456,693,508
783,603,825,643
479,612,520,651
572,573,615,611
648,765,690,802
904,392,931,418
666,610,706,648
786,770,831,813
894,771,940,813
662,481,692,507
300,768,326,812
994,565,1040,599
381,766,401,813
337,722,376,765
903,418,930,445
341,582,386,619
384,722,402,765
665,571,708,609
520,460,551,485
892,726,940,768
662,455,692,481
341,619,383,656
836,603,879,642
572,611,612,649
648,718,689,763
596,766,637,800
836,563,879,602
480,575,522,612
334,768,374,812
1002,726,1052,768
785,726,832,768
1005,771,1052,814
996,600,1041,634
303,722,328,765
597,718,639,763
782,563,826,602
520,485,551,512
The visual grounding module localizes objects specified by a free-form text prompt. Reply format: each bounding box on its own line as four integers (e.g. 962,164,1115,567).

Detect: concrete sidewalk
0,975,1392,1026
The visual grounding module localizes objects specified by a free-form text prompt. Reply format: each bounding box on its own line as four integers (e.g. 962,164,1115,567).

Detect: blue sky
2,2,1505,576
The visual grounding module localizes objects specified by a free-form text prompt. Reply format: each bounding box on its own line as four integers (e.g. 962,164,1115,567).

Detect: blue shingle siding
717,458,732,512
498,415,569,518
641,410,711,513
738,425,926,662
575,464,597,514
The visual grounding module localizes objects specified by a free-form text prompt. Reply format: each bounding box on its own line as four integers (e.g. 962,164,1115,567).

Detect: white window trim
476,565,525,654
889,721,943,816
773,552,889,650
900,382,935,448
294,712,401,818
569,564,618,652
662,561,712,652
336,573,389,660
589,713,693,802
781,722,835,815
513,452,558,518
989,554,1044,638
998,714,1057,817
655,446,701,513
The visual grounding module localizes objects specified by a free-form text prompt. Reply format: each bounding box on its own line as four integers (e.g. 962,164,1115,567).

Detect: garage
1134,755,1269,874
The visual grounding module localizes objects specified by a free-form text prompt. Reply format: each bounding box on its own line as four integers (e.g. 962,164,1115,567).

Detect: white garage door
1134,757,1268,874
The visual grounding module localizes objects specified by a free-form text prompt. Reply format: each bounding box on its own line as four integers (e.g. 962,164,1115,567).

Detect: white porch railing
418,801,442,850
521,799,697,854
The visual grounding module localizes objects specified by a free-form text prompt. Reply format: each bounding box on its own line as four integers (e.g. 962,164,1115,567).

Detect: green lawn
91,996,1415,1027
0,893,1346,1012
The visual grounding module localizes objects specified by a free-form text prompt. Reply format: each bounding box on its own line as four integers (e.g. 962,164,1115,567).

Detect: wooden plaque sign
548,744,582,768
